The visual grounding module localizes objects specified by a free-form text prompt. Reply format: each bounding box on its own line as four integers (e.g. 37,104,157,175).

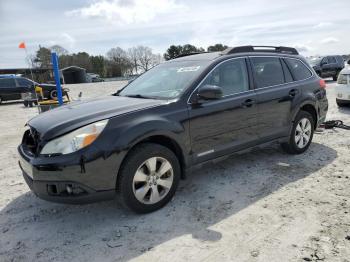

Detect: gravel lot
0,80,349,262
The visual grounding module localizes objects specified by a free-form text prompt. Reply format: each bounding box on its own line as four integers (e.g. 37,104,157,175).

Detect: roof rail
222,45,299,55
174,52,207,59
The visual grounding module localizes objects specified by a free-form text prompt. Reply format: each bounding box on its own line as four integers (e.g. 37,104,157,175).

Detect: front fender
106,115,188,159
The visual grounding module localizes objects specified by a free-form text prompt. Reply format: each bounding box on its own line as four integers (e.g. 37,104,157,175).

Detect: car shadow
336,105,350,115
0,142,337,261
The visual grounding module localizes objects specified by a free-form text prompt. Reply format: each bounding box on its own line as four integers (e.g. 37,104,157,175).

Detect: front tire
281,111,314,154
117,143,180,213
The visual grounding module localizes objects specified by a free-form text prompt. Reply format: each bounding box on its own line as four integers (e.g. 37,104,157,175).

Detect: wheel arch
117,134,187,181
300,104,318,129
291,100,318,129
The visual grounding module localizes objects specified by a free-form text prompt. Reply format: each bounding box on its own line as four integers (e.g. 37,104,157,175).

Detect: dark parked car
0,76,58,105
309,55,344,81
18,46,328,213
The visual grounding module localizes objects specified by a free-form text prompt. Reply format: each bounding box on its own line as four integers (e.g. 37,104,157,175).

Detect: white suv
336,64,350,107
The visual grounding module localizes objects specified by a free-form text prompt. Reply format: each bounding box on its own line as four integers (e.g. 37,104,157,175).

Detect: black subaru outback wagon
18,46,328,213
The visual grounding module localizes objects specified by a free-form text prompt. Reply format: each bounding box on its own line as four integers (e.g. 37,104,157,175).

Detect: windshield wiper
123,94,154,99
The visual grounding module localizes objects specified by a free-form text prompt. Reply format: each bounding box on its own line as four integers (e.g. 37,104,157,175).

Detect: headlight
41,119,108,155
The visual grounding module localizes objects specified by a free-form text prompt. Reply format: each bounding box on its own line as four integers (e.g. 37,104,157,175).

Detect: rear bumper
336,98,350,104
335,85,350,101
317,97,328,127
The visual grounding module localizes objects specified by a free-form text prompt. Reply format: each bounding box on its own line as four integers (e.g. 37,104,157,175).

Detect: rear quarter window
284,58,312,81
336,56,344,65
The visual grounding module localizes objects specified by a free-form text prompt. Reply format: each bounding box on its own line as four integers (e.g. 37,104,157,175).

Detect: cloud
321,37,339,44
48,33,76,49
313,22,333,29
293,44,313,53
66,0,185,25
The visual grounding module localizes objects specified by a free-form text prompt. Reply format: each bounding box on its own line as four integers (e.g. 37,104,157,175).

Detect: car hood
28,95,164,140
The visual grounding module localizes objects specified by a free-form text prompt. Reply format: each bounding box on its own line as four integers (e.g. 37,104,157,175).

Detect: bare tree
135,46,162,72
127,47,139,75
106,47,132,76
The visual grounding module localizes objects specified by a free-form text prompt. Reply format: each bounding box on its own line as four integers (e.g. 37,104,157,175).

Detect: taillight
319,79,326,89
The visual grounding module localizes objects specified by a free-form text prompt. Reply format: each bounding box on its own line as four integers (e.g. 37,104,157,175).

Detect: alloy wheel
295,118,312,149
132,157,174,204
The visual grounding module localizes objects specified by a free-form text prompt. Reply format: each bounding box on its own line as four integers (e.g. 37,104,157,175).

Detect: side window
328,57,336,64
250,57,285,88
321,57,328,64
17,78,33,87
0,78,16,88
200,58,249,96
281,60,293,83
336,56,344,64
285,58,312,81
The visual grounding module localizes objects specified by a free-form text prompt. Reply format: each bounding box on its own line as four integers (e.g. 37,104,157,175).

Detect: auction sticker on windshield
177,66,201,73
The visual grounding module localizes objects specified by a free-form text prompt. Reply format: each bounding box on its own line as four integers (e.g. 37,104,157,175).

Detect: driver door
188,57,259,163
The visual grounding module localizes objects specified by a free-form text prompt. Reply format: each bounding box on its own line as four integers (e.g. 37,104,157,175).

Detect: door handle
241,99,255,108
289,89,299,97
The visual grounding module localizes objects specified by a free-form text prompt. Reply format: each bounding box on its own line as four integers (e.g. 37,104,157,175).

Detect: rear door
250,56,300,141
0,78,20,101
188,57,259,163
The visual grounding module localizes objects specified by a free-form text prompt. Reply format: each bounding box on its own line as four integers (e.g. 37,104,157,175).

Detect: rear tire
117,143,180,213
50,90,57,99
281,111,314,154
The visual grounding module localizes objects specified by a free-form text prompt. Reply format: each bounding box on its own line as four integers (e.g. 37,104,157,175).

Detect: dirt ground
0,80,349,262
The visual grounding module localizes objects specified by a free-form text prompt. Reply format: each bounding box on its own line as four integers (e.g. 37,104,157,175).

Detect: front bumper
20,169,115,204
18,145,125,204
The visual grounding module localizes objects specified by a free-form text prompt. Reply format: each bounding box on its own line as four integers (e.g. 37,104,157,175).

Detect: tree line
30,43,229,78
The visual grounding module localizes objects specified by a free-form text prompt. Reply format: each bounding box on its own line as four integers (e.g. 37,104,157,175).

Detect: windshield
119,60,211,99
308,57,322,66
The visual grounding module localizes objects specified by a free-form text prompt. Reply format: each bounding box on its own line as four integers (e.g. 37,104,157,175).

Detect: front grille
22,127,41,155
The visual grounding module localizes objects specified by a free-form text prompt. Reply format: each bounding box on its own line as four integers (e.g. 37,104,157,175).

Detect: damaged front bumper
18,145,125,204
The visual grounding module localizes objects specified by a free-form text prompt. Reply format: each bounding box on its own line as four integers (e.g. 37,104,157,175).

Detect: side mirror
196,85,223,101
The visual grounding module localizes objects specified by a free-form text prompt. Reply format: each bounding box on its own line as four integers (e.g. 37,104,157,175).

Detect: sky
0,0,349,68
